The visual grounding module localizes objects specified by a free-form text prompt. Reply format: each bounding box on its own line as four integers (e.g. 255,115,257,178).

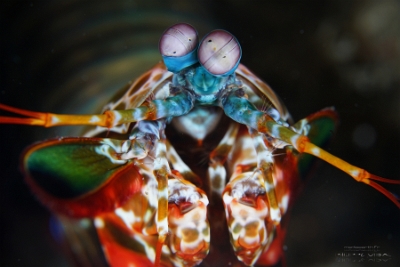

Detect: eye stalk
159,23,199,73
198,30,242,76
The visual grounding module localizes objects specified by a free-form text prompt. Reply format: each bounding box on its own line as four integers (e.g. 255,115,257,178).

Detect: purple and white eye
159,23,198,57
198,30,242,76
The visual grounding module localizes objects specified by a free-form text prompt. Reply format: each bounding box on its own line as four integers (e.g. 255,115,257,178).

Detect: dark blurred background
1,0,399,266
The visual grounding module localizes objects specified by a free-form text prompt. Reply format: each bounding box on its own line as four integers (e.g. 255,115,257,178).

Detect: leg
152,121,210,266
250,129,282,224
207,122,239,195
0,89,194,128
222,90,400,208
222,127,275,266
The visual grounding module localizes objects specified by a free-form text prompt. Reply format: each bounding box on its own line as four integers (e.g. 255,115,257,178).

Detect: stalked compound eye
159,23,198,57
198,30,242,76
159,23,199,73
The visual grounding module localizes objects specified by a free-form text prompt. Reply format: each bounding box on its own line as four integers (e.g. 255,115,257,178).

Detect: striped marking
350,169,360,177
290,134,301,148
279,194,290,213
89,116,101,123
311,147,320,156
208,165,226,195
94,144,127,164
50,116,60,124
94,218,104,228
115,208,136,231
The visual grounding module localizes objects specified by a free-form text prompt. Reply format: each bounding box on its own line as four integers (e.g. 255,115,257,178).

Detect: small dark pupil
208,39,212,42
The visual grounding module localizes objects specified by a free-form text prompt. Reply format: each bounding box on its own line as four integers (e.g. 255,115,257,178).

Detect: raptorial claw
223,172,272,266
168,179,210,267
